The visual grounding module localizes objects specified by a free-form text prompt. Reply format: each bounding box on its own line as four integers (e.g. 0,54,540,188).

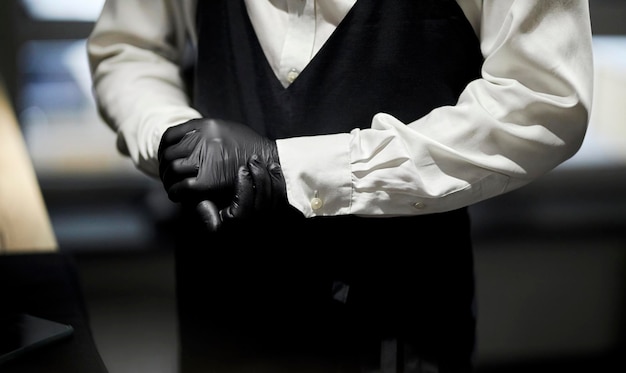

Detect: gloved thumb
195,199,222,232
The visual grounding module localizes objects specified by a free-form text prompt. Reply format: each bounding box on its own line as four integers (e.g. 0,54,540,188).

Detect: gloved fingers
207,157,292,228
159,118,280,220
248,155,273,213
192,141,242,206
166,178,198,202
160,158,198,191
268,161,287,212
192,164,254,232
162,139,236,204
158,132,201,178
195,200,222,232
220,164,255,222
158,142,198,188
172,157,199,177
167,177,231,205
159,134,198,161
158,121,200,159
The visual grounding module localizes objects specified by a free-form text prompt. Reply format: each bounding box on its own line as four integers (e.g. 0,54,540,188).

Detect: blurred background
1,1,625,372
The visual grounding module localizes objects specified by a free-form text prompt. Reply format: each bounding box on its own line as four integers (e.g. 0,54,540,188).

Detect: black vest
194,0,483,139
177,1,484,367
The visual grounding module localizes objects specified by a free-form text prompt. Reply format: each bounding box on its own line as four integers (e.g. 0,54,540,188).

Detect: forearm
278,0,593,218
91,64,201,177
87,0,200,177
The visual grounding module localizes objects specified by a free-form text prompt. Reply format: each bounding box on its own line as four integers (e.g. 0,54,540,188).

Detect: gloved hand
195,155,295,232
157,118,278,208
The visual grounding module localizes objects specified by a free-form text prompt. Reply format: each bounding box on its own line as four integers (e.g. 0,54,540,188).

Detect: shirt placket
279,0,317,86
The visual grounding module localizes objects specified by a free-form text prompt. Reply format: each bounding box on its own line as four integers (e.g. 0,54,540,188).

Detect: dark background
1,1,625,372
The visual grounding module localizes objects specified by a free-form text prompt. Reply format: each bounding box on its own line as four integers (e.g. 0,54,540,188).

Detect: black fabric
193,0,483,138
175,208,476,372
0,253,108,373
176,0,484,371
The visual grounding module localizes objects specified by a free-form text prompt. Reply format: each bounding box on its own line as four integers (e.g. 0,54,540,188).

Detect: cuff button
311,197,323,211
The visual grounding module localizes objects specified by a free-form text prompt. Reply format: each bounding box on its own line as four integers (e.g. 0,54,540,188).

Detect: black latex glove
157,118,278,208
195,155,294,232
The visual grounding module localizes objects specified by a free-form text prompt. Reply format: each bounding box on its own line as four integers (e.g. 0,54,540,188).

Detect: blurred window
15,0,139,178
20,0,105,21
561,35,626,169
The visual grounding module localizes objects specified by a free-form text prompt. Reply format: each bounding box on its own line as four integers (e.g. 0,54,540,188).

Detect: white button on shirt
310,191,323,211
245,0,357,87
286,69,300,84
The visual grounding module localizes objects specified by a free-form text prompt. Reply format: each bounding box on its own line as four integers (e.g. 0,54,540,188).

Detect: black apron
175,1,483,372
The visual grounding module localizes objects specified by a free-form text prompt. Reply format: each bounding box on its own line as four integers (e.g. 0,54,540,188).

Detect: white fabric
87,0,594,217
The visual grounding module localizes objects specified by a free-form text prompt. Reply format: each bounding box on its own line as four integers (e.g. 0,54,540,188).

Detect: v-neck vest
190,1,484,265
193,0,483,139
186,2,484,364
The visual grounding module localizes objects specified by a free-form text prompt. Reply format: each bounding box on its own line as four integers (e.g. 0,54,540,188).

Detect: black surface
0,252,108,373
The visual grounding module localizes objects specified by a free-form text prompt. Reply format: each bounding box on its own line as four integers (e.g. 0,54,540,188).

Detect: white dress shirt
87,0,594,218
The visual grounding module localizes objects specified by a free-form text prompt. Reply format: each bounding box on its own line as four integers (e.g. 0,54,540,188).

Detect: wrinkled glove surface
195,155,295,232
158,118,278,208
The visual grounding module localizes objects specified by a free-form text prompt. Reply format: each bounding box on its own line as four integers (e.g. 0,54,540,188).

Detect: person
87,1,594,372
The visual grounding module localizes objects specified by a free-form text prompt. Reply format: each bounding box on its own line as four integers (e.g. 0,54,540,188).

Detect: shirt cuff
276,133,352,217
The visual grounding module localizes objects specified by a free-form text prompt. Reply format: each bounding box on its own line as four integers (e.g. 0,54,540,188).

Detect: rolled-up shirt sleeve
277,0,594,217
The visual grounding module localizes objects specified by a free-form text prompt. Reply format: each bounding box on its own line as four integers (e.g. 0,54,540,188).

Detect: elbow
560,96,591,161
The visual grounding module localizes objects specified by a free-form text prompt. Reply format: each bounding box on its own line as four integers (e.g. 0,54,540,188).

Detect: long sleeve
87,0,200,178
88,0,594,218
277,0,594,217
